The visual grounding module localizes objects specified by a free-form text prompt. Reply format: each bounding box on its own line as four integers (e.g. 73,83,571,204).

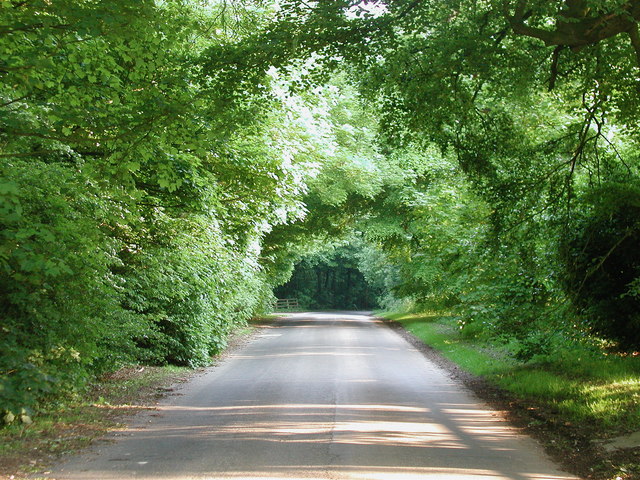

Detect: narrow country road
46,313,579,480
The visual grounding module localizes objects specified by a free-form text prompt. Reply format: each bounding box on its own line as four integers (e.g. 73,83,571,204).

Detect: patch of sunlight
345,467,574,480
497,370,576,399
157,403,430,415
332,419,461,447
550,378,640,426
180,468,576,480
586,399,625,418
580,378,640,399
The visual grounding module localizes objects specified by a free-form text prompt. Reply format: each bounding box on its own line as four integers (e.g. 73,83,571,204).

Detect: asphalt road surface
46,312,579,480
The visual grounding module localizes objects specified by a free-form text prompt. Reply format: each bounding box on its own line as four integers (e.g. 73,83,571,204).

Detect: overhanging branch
504,0,640,50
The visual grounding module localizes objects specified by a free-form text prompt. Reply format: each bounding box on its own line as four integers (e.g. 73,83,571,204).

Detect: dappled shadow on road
63,399,576,479
50,312,577,480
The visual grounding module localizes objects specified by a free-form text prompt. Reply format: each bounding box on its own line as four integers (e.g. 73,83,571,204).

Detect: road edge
379,316,591,480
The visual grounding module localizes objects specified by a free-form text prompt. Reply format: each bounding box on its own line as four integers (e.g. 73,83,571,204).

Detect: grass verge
384,311,640,480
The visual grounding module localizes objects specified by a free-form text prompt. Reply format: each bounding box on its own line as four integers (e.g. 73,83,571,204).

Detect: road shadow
46,312,579,480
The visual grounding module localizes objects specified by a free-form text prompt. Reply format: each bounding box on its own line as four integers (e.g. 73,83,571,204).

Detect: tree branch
0,150,59,159
505,0,640,50
0,149,106,159
549,45,564,90
576,229,634,297
0,22,73,36
0,94,29,108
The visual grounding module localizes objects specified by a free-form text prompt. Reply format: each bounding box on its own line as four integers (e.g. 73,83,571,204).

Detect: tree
260,0,640,349
0,0,317,419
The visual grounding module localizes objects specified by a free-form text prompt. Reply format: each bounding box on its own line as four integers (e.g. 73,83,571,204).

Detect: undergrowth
0,365,191,479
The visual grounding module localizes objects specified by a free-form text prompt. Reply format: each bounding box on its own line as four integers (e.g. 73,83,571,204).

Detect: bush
562,182,640,350
0,161,135,419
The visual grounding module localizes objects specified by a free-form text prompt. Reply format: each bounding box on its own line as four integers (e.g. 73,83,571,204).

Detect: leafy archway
275,242,382,310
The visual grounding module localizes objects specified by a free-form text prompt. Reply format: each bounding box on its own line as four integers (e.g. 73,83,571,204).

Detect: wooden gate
273,298,299,312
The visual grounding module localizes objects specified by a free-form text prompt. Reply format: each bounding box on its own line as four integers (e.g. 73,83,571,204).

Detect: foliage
0,0,314,422
562,181,640,349
275,240,382,310
3,0,640,428
260,0,640,353
0,160,136,417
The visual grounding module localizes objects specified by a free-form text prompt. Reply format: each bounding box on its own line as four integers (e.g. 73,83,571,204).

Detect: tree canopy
2,0,640,422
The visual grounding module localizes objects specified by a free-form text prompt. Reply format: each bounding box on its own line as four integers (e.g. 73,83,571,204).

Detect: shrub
562,182,640,350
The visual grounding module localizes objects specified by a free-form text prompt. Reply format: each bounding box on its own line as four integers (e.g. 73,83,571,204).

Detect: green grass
386,311,640,434
388,311,515,376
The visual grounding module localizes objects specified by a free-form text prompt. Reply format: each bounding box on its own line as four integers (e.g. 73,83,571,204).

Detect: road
46,312,579,480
